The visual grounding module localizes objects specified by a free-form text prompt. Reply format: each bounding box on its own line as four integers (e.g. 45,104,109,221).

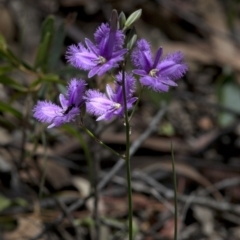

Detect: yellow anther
149,69,158,77
113,103,121,109
98,56,107,64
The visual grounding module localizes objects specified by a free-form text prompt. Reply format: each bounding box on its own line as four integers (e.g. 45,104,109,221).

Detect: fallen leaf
193,206,214,236
38,158,71,189
4,214,45,240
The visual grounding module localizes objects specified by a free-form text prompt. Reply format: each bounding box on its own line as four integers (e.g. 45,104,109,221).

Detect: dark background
0,0,240,239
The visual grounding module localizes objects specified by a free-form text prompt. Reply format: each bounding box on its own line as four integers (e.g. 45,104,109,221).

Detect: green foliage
126,27,137,50
159,122,175,136
0,194,28,231
0,101,22,119
0,75,26,91
217,74,240,126
49,19,66,71
0,195,11,212
30,74,65,89
118,12,126,29
0,65,14,75
0,15,68,135
0,34,32,70
0,194,27,212
124,9,142,30
34,16,55,72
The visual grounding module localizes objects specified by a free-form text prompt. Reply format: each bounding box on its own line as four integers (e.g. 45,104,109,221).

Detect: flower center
97,56,107,65
113,103,121,109
149,69,159,77
62,104,75,115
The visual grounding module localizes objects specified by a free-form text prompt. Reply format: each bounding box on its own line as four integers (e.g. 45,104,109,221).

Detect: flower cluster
33,10,188,128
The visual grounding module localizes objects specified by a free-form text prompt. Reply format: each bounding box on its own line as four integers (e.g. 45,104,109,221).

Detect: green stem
171,142,178,240
129,86,143,122
121,62,133,240
125,150,133,239
81,124,125,160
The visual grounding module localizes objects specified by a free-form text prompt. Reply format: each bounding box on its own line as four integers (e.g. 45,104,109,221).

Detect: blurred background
1,0,240,239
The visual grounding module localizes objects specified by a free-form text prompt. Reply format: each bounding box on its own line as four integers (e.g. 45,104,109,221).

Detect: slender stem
171,142,178,240
93,143,100,240
129,86,143,122
121,62,133,240
81,124,125,160
125,149,133,239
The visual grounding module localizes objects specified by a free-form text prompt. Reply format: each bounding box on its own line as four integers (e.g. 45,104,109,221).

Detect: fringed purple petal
96,109,116,121
94,23,110,45
125,73,136,97
33,100,80,128
97,62,118,75
87,49,127,78
85,90,113,116
152,47,163,69
98,35,110,57
67,79,86,106
85,38,99,55
66,43,96,70
127,97,138,109
49,107,80,128
88,66,101,78
139,76,170,92
59,94,68,109
131,39,153,72
158,51,188,80
33,101,63,124
94,23,125,51
114,30,125,50
114,85,123,106
132,69,147,76
115,72,136,98
111,48,128,59
164,51,185,63
158,60,188,80
106,84,115,101
106,18,117,59
159,78,178,87
88,60,118,78
94,23,117,58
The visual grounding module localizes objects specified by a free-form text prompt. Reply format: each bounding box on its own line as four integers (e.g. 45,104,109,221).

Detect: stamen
113,103,121,109
149,69,159,77
97,56,107,64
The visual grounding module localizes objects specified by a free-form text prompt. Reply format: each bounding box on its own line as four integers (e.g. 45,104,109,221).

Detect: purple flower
84,72,137,121
131,39,188,92
66,22,127,78
33,79,86,128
